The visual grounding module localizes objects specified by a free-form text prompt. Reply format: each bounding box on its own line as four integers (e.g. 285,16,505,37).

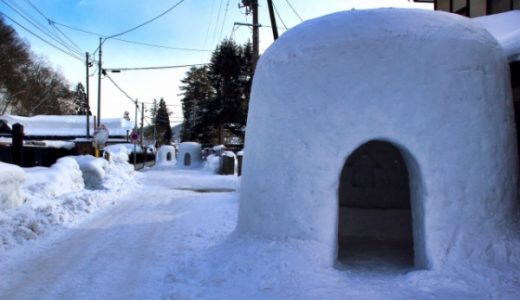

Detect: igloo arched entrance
337,140,416,270
184,153,192,166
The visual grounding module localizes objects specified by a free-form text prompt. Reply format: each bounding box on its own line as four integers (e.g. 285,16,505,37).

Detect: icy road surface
0,168,239,299
1,167,519,300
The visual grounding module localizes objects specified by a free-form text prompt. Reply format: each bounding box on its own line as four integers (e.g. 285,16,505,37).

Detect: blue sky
0,0,432,124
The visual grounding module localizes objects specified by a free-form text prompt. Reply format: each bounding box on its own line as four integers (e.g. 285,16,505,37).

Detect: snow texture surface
239,8,519,269
474,10,520,62
0,162,26,210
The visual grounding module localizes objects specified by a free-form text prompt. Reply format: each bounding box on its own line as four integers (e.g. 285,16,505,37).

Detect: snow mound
204,154,222,174
0,152,137,252
0,162,26,210
71,155,110,189
23,157,84,198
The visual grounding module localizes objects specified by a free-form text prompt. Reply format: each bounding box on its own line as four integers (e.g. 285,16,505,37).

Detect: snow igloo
237,9,518,270
177,142,202,168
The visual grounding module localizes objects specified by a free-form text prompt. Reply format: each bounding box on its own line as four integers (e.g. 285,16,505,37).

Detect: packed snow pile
0,150,137,252
71,155,110,189
239,7,519,271
23,157,84,198
0,162,26,210
156,145,176,166
204,154,222,174
474,10,520,61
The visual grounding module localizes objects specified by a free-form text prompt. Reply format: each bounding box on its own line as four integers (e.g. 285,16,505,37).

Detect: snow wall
177,142,202,168
237,9,518,269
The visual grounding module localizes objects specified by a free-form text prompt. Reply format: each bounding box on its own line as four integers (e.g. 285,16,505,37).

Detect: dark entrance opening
184,153,191,166
166,152,172,161
338,140,414,273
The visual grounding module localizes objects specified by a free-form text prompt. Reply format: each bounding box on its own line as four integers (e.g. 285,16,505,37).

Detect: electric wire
1,0,83,57
210,0,225,49
104,72,138,105
9,0,83,55
0,11,83,61
111,38,211,52
217,0,231,41
104,63,208,72
201,0,217,57
272,1,288,30
106,0,185,39
284,0,303,22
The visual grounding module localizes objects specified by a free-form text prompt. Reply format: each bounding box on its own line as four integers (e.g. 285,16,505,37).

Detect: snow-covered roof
0,115,134,137
474,10,520,62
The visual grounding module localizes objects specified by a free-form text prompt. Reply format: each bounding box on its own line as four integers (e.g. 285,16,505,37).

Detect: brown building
433,0,519,16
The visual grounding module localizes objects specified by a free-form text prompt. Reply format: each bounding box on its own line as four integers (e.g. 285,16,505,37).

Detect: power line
104,63,208,72
272,2,288,30
111,38,211,52
284,0,303,22
13,0,83,55
210,0,225,48
106,0,185,39
0,11,83,61
104,73,137,105
218,0,231,41
1,0,83,57
202,0,217,59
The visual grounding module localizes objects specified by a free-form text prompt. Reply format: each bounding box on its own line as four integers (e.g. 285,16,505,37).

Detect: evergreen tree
180,66,216,144
178,39,254,145
155,98,172,146
73,82,89,115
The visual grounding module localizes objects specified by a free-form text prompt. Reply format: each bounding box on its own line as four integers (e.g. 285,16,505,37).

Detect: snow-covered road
0,168,239,299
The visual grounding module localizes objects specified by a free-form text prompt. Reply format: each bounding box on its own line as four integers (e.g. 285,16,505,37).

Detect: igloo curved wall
237,9,518,269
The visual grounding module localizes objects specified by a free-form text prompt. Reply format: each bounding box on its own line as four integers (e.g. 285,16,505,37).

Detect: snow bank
238,8,518,270
0,162,25,210
105,143,143,154
204,154,222,174
0,151,136,251
23,157,84,198
474,10,520,62
71,155,109,189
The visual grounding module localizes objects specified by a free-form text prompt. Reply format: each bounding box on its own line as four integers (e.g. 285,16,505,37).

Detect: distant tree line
180,39,253,145
0,16,82,116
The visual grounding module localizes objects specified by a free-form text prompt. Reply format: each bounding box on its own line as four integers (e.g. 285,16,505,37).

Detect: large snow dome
238,9,518,270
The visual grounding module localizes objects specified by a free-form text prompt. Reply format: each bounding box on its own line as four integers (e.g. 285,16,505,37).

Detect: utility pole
133,99,138,166
85,52,90,138
97,37,103,128
240,0,259,68
252,0,259,66
140,102,145,147
267,0,279,40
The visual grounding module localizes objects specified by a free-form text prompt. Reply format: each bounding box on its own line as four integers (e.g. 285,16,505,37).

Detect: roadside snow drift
0,162,26,210
238,8,519,270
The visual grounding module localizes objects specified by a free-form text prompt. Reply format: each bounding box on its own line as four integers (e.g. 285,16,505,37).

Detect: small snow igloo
237,9,518,270
177,142,202,168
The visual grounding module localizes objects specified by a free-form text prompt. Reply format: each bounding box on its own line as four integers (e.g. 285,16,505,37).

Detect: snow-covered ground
1,157,519,299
